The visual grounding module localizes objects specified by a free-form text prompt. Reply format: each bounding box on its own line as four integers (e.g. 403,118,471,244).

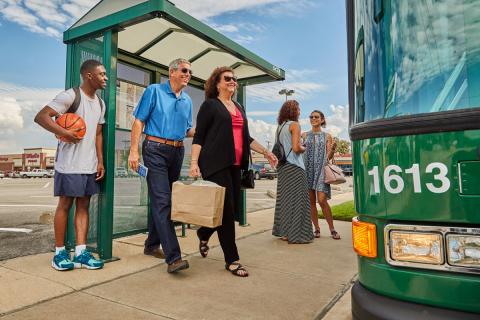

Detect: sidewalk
0,193,356,320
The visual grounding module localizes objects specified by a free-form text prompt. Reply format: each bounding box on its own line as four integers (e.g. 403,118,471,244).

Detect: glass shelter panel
113,62,151,236
354,0,480,123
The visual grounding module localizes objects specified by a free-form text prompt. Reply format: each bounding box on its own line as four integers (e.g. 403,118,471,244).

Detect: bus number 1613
367,162,450,194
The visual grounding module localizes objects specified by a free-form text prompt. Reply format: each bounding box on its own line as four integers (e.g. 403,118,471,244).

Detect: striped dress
272,122,314,243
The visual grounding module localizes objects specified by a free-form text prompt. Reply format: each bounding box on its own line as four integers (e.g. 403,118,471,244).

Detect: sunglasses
309,115,321,119
223,75,238,83
180,68,193,75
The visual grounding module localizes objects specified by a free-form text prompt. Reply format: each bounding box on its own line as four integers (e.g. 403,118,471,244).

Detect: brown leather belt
146,135,184,147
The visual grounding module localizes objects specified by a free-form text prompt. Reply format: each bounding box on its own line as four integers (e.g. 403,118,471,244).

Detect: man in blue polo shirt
128,58,194,273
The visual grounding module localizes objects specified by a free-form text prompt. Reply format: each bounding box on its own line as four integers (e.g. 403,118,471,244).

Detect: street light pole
278,88,295,101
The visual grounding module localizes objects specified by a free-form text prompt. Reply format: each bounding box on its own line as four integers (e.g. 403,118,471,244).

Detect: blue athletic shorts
54,171,99,197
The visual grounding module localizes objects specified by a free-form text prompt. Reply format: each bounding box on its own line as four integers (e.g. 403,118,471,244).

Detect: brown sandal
314,229,321,238
331,230,341,240
225,262,249,277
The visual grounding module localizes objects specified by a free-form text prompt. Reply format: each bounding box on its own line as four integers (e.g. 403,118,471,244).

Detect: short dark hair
311,110,326,127
277,100,300,125
80,59,103,75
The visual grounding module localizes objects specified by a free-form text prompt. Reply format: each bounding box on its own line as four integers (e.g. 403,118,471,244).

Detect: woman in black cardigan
190,66,277,277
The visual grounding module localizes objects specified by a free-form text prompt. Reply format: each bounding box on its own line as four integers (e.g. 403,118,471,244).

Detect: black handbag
241,153,255,189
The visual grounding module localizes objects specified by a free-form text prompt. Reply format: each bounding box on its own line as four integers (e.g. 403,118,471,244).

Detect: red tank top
231,108,244,165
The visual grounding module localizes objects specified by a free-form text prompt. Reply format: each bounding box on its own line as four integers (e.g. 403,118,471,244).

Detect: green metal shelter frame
63,0,285,260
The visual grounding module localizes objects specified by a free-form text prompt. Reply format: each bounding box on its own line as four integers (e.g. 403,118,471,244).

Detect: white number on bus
367,163,450,194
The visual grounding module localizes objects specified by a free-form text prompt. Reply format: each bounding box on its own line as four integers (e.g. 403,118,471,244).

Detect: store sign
0,157,9,162
25,153,40,166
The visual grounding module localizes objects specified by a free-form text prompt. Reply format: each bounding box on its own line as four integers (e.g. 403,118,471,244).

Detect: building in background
0,148,56,172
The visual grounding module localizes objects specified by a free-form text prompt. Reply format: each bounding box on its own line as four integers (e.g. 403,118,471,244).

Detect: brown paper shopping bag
171,180,226,228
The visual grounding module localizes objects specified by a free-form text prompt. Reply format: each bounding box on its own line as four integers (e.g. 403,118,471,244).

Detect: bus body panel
354,130,480,223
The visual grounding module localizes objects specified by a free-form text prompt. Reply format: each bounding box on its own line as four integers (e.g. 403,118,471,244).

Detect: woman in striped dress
272,100,314,244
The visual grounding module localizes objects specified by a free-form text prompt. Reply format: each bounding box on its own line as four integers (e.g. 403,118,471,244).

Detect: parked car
19,169,50,178
6,171,21,178
115,167,128,177
339,164,353,176
251,163,277,180
0,172,4,179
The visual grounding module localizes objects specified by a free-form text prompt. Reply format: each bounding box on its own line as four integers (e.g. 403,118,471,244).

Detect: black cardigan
192,98,254,178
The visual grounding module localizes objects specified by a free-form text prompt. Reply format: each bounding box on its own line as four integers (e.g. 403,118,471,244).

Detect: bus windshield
354,0,480,124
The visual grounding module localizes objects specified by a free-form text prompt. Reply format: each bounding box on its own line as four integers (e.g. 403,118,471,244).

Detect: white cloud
247,111,278,117
247,118,278,148
0,82,63,153
232,34,256,45
298,104,349,140
209,23,239,33
247,69,327,103
0,0,99,39
170,0,290,20
0,97,24,136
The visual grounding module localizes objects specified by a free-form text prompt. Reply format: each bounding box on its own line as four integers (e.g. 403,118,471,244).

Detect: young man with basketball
34,59,107,271
128,58,194,273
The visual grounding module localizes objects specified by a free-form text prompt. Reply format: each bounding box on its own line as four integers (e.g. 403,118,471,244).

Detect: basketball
55,113,86,142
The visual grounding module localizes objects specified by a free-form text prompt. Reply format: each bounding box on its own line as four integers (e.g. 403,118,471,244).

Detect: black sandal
199,241,209,258
225,262,249,277
314,229,321,238
197,231,209,258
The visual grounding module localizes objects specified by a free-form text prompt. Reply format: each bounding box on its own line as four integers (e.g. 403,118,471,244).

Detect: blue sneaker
73,250,104,270
52,250,74,271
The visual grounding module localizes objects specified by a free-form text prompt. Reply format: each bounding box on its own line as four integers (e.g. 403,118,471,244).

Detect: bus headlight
390,231,443,264
446,234,480,268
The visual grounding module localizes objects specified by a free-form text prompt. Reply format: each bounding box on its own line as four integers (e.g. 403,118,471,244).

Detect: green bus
346,0,480,318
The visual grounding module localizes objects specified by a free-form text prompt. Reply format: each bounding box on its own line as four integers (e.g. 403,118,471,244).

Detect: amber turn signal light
352,217,377,258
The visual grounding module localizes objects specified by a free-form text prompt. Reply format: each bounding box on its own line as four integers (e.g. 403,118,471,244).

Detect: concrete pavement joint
80,291,176,320
0,263,77,291
0,289,76,318
313,274,357,320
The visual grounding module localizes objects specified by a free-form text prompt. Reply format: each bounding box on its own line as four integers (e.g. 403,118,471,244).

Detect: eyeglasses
180,68,193,75
309,115,321,119
223,75,238,83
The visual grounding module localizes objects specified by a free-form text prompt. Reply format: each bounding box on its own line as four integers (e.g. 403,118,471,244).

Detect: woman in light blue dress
303,110,340,239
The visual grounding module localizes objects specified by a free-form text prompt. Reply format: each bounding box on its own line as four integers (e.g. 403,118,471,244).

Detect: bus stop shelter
63,0,285,260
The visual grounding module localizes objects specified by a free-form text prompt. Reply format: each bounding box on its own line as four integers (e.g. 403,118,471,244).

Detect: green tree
333,137,351,154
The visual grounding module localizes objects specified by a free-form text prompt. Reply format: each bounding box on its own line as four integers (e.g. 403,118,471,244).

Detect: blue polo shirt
133,81,192,141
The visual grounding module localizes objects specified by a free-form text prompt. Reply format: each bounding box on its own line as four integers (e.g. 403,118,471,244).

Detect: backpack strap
66,87,81,114
67,87,105,115
96,92,105,114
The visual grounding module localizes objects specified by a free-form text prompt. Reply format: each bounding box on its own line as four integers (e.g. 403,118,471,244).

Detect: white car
0,172,4,179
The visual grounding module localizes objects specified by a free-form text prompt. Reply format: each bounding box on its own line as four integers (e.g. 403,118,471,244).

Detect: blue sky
0,0,348,154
